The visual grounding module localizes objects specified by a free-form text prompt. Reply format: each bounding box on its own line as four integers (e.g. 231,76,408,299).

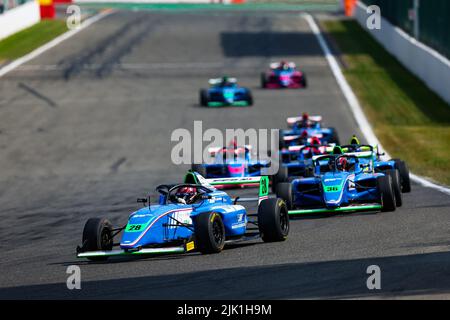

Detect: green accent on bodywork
288,204,382,215
259,176,269,197
324,185,342,193
209,179,260,185
125,223,148,232
184,171,199,184
77,246,186,258
207,101,249,107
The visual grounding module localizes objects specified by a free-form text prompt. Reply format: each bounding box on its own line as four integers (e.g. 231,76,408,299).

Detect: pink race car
261,61,307,89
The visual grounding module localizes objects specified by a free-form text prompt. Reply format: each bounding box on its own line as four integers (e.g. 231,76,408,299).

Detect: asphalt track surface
1,10,450,299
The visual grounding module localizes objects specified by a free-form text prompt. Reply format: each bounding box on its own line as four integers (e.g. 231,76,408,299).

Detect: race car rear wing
205,176,269,204
287,115,322,127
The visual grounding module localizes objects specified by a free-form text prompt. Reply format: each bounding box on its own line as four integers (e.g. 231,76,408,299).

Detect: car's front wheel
194,212,225,254
377,175,396,212
258,198,289,242
81,217,113,261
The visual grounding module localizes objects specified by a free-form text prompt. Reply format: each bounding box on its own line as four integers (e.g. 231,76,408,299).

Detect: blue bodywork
196,147,271,179
288,154,384,213
120,172,249,250
202,80,252,106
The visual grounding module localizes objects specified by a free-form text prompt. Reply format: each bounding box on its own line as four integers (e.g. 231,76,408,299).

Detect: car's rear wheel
384,169,402,207
199,89,209,106
245,90,253,106
261,73,267,88
301,74,307,88
276,182,293,210
272,165,288,193
258,198,289,242
329,128,340,145
392,159,411,193
82,218,113,261
377,175,396,212
194,212,225,254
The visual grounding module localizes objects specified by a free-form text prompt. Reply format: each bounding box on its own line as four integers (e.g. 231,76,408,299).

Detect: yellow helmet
349,135,360,145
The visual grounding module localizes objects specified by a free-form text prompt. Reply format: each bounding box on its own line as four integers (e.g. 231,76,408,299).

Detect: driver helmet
280,60,289,70
337,157,348,171
333,146,343,155
175,187,197,203
350,135,360,145
221,76,230,86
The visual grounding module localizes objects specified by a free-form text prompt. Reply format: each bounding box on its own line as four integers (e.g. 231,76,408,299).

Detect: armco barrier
0,1,41,41
355,1,450,106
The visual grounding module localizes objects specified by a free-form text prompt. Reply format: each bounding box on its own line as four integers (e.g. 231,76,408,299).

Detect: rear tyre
385,169,402,207
199,89,209,107
245,90,253,106
301,74,307,88
272,165,288,193
392,159,411,193
258,198,289,242
194,212,225,254
329,128,340,145
261,73,267,88
82,218,113,261
191,163,207,178
276,182,293,210
377,175,396,212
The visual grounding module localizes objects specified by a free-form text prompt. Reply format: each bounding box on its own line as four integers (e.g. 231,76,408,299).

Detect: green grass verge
0,20,68,63
322,20,450,186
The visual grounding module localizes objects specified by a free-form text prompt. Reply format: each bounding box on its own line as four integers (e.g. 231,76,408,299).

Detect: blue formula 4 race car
279,114,339,149
272,141,334,192
340,139,411,193
199,77,253,107
275,153,401,216
76,172,288,261
191,144,271,186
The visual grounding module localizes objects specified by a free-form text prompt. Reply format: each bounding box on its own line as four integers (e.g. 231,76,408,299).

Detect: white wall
0,1,41,41
355,1,450,106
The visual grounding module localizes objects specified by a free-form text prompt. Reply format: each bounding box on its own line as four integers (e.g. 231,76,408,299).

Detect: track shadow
220,32,323,57
5,251,450,299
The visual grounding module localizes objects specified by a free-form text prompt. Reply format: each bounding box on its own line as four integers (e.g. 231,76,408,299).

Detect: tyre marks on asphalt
17,82,58,108
59,13,160,80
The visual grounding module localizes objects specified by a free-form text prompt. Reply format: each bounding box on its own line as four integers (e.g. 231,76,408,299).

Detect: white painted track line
0,10,113,78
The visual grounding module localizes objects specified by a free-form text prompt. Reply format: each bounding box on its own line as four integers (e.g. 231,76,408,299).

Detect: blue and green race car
76,172,288,261
199,77,253,107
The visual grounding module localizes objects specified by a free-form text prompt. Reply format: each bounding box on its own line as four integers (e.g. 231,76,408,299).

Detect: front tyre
194,212,225,254
191,163,207,178
258,198,289,242
82,217,113,261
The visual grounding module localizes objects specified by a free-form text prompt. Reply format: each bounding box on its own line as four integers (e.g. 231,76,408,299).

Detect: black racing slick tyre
276,182,293,210
191,163,207,178
261,73,267,88
200,89,209,107
301,74,307,88
377,175,396,212
245,90,253,106
329,128,340,145
258,198,289,242
272,165,288,193
385,169,402,207
194,212,225,254
392,159,411,193
82,217,113,261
